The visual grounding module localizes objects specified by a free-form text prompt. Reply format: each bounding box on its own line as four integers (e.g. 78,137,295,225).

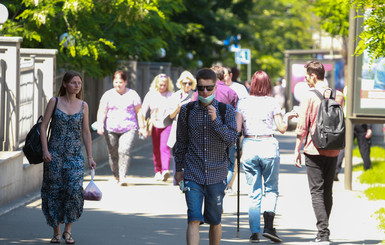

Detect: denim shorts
184,180,226,225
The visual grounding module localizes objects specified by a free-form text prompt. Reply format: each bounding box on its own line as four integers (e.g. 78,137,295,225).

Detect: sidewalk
0,133,384,244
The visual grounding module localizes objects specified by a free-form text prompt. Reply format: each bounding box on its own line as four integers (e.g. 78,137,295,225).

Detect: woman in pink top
95,70,146,185
141,74,174,181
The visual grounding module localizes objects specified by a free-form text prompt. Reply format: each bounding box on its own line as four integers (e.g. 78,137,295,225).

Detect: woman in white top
167,71,196,149
236,71,297,243
141,74,174,181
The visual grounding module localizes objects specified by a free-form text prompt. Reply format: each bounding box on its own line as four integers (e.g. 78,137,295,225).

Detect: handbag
83,168,102,201
23,97,58,164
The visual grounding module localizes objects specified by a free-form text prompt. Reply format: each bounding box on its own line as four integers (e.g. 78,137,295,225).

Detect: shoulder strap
185,101,196,122
218,102,227,124
311,89,323,100
48,97,58,137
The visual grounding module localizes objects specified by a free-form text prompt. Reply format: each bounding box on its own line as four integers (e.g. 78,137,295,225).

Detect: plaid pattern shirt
174,99,237,185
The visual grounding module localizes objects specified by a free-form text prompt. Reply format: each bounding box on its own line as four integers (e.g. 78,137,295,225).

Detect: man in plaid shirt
174,68,237,245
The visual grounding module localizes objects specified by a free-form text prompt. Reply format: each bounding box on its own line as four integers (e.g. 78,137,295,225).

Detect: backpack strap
47,97,58,138
185,101,196,122
218,102,227,124
311,89,324,100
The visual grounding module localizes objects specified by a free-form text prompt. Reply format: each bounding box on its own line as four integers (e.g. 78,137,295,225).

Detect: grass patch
353,146,385,172
364,186,385,200
358,162,385,184
374,208,385,233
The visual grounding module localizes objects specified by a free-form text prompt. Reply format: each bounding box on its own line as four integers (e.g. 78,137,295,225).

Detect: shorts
184,180,226,225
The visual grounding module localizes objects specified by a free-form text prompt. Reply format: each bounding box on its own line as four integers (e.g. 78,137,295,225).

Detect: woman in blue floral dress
40,70,96,244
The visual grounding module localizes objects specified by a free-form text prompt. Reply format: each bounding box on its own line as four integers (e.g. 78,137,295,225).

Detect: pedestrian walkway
0,133,384,244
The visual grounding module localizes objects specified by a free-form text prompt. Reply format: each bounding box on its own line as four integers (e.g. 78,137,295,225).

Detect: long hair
149,73,174,92
176,70,197,90
58,70,83,99
249,71,272,96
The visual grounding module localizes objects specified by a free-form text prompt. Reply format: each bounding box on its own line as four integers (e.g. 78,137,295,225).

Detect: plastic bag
83,168,102,201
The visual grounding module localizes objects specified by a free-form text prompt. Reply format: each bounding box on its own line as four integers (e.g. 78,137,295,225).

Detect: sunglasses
182,82,193,86
196,85,215,91
159,74,168,78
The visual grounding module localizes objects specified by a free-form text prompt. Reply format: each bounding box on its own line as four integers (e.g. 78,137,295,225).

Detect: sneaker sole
262,233,282,243
249,239,259,243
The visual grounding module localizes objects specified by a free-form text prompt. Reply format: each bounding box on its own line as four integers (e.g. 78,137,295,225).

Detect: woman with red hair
236,71,297,243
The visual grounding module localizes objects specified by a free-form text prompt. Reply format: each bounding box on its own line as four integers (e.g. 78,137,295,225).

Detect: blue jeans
241,137,280,233
226,145,236,184
184,180,226,225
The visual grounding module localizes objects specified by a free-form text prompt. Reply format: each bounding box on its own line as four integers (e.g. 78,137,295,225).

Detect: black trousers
336,124,372,173
305,153,337,239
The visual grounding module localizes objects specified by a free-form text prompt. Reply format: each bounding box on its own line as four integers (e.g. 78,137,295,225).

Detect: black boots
263,211,282,243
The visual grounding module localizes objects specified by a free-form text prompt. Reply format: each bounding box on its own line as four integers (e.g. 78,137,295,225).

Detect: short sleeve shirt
237,96,281,136
100,88,142,133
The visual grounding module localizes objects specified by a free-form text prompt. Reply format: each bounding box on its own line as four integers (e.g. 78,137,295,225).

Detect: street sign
235,48,251,64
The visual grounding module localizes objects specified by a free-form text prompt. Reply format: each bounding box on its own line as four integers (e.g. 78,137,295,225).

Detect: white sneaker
310,238,331,245
154,172,162,181
162,170,170,181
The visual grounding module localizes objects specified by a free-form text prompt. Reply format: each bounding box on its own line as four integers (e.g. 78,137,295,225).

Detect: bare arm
135,105,148,138
96,99,107,135
274,111,298,134
40,97,57,163
236,112,243,133
294,134,305,168
169,104,181,120
82,102,96,169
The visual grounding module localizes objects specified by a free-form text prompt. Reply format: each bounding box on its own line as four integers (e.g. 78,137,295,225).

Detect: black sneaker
263,228,282,243
249,233,259,243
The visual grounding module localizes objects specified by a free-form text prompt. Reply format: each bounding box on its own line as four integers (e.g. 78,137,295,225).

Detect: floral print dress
41,101,85,228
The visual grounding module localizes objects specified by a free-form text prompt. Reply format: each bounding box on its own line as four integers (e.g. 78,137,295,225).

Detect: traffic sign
235,49,251,64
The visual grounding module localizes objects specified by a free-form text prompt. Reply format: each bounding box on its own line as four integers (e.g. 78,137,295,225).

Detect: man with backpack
174,68,237,245
293,61,344,244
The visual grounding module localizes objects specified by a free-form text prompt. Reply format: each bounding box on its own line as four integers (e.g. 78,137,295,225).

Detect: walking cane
236,132,242,238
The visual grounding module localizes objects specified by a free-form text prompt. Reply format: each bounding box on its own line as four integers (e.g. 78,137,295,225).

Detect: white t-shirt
230,82,249,99
237,96,281,136
142,90,173,128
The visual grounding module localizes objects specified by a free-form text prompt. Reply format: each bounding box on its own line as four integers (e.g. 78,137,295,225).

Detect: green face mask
198,94,215,104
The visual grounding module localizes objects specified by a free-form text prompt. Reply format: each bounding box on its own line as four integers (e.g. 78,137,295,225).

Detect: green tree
1,0,185,77
242,0,314,79
167,0,254,69
313,0,385,65
352,0,385,63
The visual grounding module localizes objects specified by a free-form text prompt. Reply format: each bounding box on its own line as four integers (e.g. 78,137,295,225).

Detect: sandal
62,231,75,244
50,234,61,243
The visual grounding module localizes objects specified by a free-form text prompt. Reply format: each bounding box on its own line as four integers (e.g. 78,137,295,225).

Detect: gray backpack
311,89,345,150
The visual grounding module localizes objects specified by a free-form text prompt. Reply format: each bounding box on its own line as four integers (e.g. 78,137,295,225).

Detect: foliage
313,0,350,38
352,0,385,63
0,0,314,81
237,0,314,80
0,0,185,77
167,0,255,70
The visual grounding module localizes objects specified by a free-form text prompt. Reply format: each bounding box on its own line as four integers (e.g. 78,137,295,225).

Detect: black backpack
23,98,58,164
310,89,345,150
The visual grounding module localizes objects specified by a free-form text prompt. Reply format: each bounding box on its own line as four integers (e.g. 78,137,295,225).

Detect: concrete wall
0,135,108,207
